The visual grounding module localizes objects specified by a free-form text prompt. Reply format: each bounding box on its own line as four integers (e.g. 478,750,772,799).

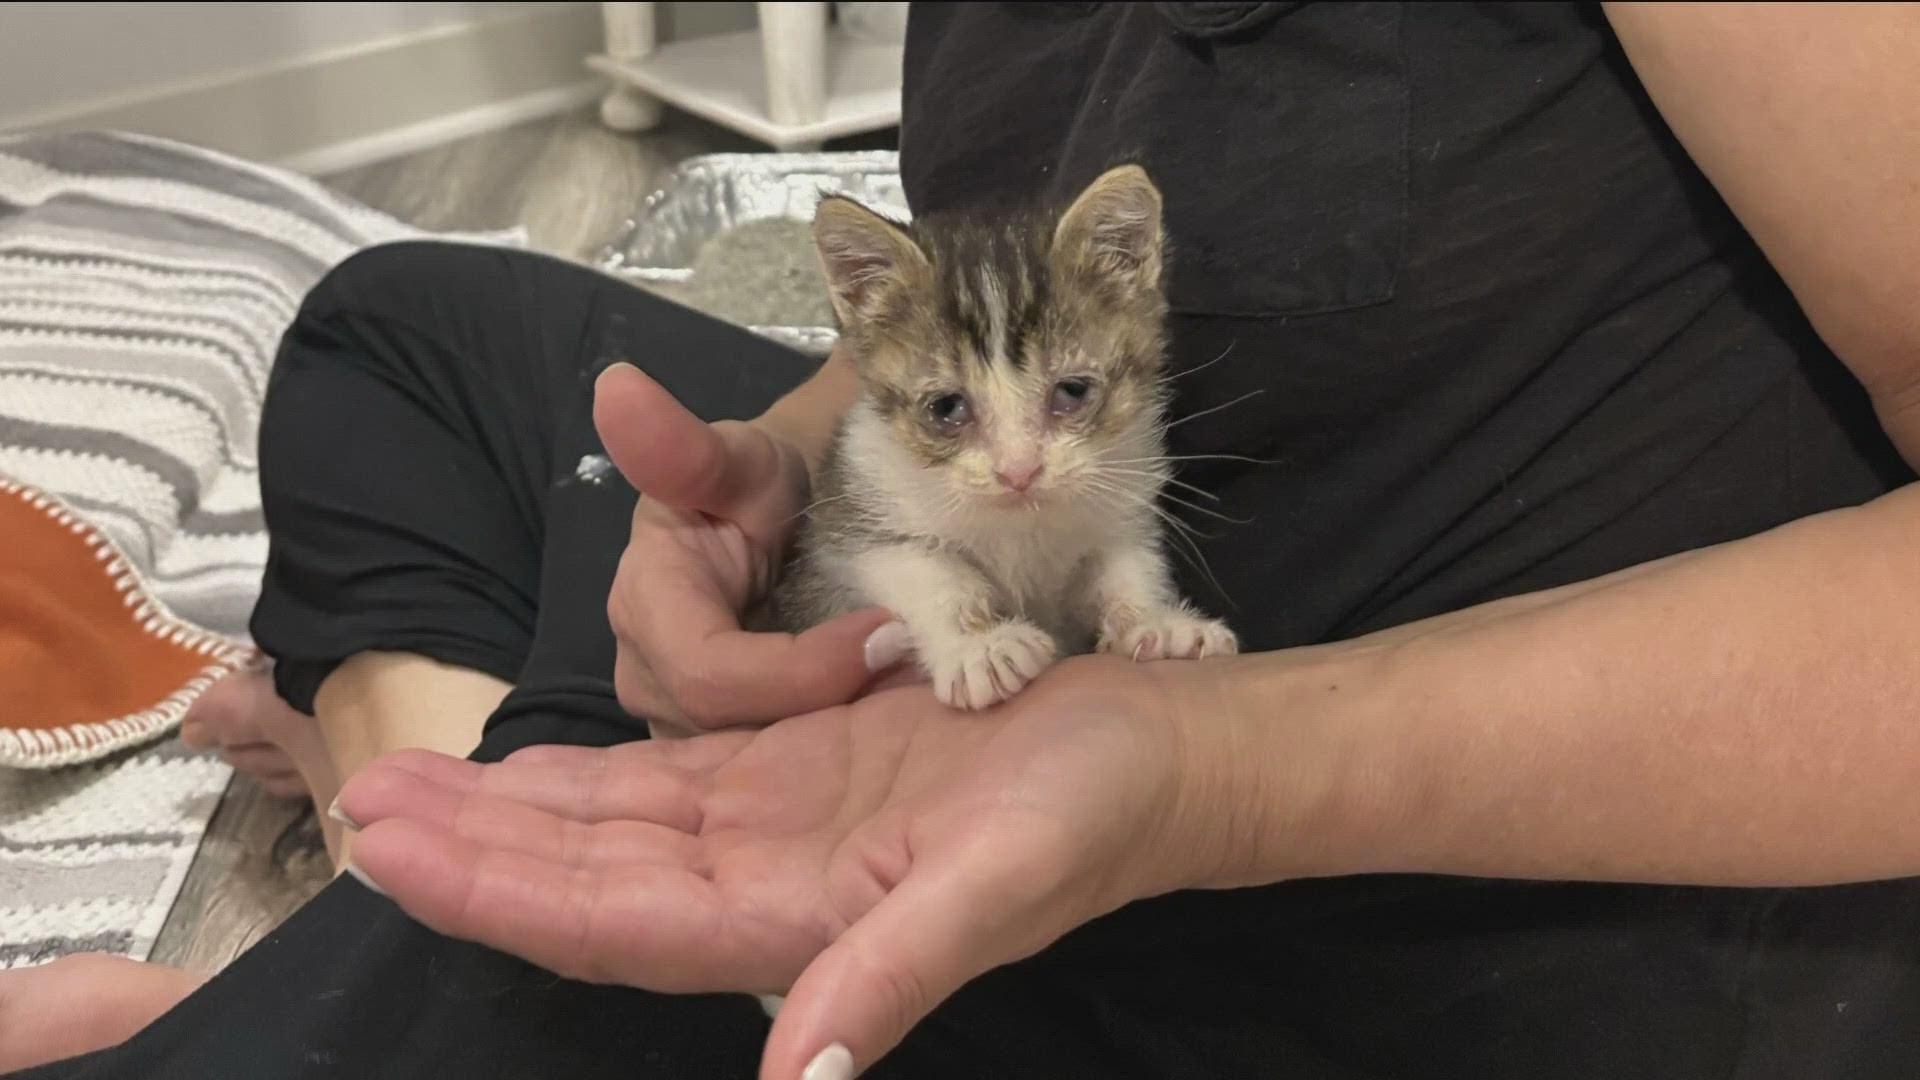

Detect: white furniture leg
600,2,663,132
757,1,829,150
589,0,901,147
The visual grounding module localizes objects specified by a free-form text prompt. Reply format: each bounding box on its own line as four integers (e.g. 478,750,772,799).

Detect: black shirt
892,5,1920,1077
902,2,1911,650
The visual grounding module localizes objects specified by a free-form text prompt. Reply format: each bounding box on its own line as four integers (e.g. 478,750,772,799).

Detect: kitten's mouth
981,489,1048,510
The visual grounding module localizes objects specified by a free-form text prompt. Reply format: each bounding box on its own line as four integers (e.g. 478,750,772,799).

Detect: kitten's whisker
1074,474,1223,556
1144,503,1230,605
1080,486,1191,545
1156,491,1253,526
1170,340,1237,381
1072,476,1157,518
1091,465,1222,503
1103,452,1281,468
1164,389,1266,431
1159,476,1222,503
932,488,970,528
787,490,861,524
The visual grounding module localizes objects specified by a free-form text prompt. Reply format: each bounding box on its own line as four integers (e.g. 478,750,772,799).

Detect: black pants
19,242,1920,1079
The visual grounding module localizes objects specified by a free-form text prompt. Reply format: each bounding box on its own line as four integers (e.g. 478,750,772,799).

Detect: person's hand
336,654,1245,1080
595,363,900,736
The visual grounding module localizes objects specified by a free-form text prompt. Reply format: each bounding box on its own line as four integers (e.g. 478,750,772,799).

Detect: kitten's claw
1099,608,1238,662
928,621,1058,710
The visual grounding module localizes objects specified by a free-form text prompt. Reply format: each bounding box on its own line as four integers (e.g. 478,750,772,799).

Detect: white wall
0,2,757,172
0,3,549,126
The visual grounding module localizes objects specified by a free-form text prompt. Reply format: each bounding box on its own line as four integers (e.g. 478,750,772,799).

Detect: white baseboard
280,81,603,176
4,3,605,175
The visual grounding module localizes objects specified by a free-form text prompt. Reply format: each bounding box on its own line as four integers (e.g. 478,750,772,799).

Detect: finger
594,362,773,516
505,732,751,776
641,600,904,728
360,746,485,791
865,661,929,696
338,745,710,832
761,866,1039,1080
338,762,701,870
349,818,766,993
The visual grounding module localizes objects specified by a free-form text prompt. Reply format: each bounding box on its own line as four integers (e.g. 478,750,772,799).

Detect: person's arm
1194,2,1920,890
1207,480,1920,888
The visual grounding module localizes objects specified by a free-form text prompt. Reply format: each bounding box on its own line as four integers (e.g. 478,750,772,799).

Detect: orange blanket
0,476,254,768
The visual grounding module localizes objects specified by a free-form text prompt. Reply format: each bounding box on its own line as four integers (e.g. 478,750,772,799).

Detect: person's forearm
1201,481,1920,890
751,348,859,479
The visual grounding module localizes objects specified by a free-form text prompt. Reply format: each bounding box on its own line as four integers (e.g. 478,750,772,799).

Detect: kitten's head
813,165,1171,513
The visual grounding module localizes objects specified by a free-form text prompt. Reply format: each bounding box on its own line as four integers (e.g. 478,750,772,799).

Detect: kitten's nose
995,462,1043,493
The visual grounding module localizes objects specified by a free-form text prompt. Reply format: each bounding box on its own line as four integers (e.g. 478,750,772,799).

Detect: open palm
337,655,1202,1080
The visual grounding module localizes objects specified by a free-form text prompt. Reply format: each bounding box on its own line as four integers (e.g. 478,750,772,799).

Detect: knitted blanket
0,131,519,643
0,130,519,962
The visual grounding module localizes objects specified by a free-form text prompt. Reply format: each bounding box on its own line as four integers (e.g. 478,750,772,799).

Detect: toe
962,662,999,710
934,673,965,709
180,675,250,744
221,743,298,780
177,715,216,750
1132,631,1165,662
259,775,311,800
1169,625,1208,659
1201,624,1240,658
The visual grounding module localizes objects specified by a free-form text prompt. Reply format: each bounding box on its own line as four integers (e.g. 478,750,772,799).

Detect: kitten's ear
1053,164,1165,293
813,195,926,325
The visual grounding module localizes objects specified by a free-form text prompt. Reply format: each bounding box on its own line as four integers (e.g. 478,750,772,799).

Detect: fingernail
863,621,910,674
801,1043,853,1080
325,794,358,829
343,862,387,897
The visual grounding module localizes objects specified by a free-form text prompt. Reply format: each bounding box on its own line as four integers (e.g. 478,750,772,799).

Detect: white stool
591,2,904,151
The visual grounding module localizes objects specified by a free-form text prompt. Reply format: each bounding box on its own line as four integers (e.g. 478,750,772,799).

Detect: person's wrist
1156,642,1408,893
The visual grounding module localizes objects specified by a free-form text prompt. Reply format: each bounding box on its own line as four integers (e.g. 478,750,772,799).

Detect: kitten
759,164,1236,710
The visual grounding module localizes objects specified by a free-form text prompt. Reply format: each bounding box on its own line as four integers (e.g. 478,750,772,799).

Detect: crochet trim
0,473,256,768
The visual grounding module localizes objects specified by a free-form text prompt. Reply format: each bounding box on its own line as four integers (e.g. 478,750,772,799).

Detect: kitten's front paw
926,621,1058,711
1099,606,1239,662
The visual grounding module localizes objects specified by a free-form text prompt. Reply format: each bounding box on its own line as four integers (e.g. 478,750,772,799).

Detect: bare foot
180,668,336,804
0,954,205,1072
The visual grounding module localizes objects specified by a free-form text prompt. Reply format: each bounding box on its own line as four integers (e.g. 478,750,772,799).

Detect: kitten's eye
927,392,973,430
1050,378,1096,416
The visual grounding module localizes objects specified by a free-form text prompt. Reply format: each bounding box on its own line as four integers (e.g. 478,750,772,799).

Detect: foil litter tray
599,151,908,357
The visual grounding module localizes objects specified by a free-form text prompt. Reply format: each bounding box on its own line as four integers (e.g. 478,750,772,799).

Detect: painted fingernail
343,862,387,898
801,1043,853,1080
863,621,910,674
325,794,358,829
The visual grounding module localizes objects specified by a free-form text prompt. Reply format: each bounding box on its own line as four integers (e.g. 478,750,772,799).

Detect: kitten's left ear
813,194,927,326
1053,163,1165,293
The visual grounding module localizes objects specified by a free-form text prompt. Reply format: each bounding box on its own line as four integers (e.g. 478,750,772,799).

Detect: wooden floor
149,106,893,972
332,109,761,260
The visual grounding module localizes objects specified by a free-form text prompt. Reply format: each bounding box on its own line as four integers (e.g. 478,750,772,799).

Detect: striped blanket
0,131,518,638
0,130,520,964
